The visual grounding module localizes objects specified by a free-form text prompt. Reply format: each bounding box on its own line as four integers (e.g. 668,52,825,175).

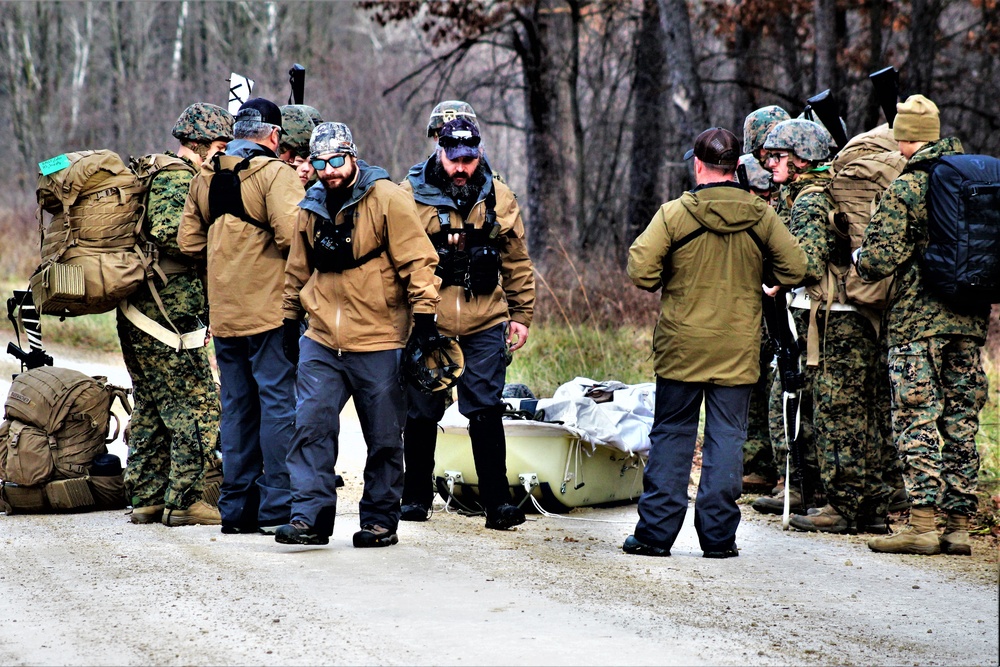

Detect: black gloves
282,318,301,366
408,313,441,352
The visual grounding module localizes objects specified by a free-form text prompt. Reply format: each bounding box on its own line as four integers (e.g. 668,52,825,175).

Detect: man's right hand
282,318,301,366
408,313,441,352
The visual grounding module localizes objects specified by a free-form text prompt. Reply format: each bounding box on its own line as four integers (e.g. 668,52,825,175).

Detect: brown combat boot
751,486,807,515
130,504,165,524
789,504,850,533
867,506,940,555
940,513,972,556
162,500,222,527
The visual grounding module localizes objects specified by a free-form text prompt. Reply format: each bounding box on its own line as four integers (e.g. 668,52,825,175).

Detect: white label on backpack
39,154,71,176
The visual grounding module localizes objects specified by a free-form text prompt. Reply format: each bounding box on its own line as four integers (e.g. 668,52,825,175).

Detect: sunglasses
310,155,348,171
764,152,790,163
438,135,481,149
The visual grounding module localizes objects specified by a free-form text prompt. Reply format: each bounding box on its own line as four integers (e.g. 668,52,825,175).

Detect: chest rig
311,205,387,274
429,188,502,301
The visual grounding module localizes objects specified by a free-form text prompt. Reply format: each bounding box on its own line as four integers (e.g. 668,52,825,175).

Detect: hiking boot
703,544,739,559
854,514,890,534
162,500,221,527
751,487,807,515
275,521,329,546
742,472,772,493
400,503,431,522
867,526,941,555
622,535,670,557
484,504,526,530
221,524,259,535
888,487,911,512
335,474,345,488
940,513,972,556
788,504,849,533
130,504,165,524
867,507,939,555
353,524,398,548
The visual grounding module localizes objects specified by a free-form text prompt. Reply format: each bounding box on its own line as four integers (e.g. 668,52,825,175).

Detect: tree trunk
862,0,888,130
813,0,837,93
907,0,941,95
656,0,708,143
69,4,94,136
625,0,667,246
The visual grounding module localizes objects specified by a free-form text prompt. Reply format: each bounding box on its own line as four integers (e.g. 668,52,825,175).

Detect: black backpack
910,154,1000,311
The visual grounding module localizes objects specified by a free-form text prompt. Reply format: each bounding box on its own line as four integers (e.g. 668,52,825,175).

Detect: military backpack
0,366,131,513
907,153,1000,311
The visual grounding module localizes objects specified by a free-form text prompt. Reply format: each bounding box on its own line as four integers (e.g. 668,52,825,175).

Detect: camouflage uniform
857,137,990,515
788,176,892,521
766,174,822,500
119,157,221,510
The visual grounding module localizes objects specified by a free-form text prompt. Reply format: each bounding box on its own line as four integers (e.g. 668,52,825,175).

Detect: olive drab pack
0,366,132,513
908,153,1000,311
31,150,149,316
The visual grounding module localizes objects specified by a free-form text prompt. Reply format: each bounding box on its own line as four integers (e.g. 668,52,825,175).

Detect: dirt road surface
0,352,997,666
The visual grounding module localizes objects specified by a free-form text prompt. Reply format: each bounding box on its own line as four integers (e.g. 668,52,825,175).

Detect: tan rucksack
31,150,149,316
0,366,132,513
795,124,906,364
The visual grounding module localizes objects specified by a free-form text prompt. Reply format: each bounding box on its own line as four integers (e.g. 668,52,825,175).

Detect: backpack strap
207,154,273,233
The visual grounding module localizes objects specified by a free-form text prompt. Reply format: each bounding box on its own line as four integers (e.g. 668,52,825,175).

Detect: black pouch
467,245,501,295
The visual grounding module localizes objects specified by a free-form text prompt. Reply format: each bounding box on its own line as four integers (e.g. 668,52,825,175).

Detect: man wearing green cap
857,95,990,556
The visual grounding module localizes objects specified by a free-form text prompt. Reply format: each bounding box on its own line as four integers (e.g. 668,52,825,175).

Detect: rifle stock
869,66,899,128
289,64,305,105
804,89,849,152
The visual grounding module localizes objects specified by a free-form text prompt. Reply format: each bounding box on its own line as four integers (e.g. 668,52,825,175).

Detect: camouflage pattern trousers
811,310,892,519
744,326,776,481
769,309,821,497
888,335,988,515
118,291,221,510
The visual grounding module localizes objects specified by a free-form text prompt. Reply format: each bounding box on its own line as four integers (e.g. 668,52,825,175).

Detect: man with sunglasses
276,122,440,548
397,117,536,530
180,97,305,536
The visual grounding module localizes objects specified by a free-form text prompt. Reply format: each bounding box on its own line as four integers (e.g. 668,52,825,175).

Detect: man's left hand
507,321,529,352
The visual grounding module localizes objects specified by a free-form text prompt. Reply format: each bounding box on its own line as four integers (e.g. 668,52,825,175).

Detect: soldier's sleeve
856,178,915,281
384,184,440,315
178,175,209,259
787,192,832,285
283,208,313,320
147,169,194,260
762,207,808,287
627,205,671,291
266,163,306,254
496,186,535,328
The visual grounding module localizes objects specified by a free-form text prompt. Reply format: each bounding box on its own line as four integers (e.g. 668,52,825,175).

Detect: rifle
288,64,305,105
7,290,53,372
869,66,899,128
803,89,849,153
761,289,808,529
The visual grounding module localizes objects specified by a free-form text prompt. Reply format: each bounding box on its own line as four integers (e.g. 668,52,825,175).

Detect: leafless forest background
0,0,997,331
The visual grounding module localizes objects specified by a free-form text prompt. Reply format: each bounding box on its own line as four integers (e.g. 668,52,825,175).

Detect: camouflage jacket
126,153,207,330
774,168,829,225
787,169,834,285
856,137,989,346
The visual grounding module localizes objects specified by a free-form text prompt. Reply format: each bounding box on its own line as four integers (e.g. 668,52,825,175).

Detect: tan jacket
179,141,304,337
401,161,534,337
283,161,440,352
629,183,807,386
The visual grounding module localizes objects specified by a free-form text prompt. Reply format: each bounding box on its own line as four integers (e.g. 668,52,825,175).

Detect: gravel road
0,353,997,666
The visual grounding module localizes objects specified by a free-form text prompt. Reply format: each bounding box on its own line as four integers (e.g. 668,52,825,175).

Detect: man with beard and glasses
398,117,536,530
275,122,440,548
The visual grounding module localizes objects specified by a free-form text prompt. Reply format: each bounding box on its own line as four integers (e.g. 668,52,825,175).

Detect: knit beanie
893,95,940,142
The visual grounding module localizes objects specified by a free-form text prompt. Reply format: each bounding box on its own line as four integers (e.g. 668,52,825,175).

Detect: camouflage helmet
171,103,235,143
742,105,791,155
427,100,479,138
739,153,773,192
763,118,833,162
279,105,324,158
